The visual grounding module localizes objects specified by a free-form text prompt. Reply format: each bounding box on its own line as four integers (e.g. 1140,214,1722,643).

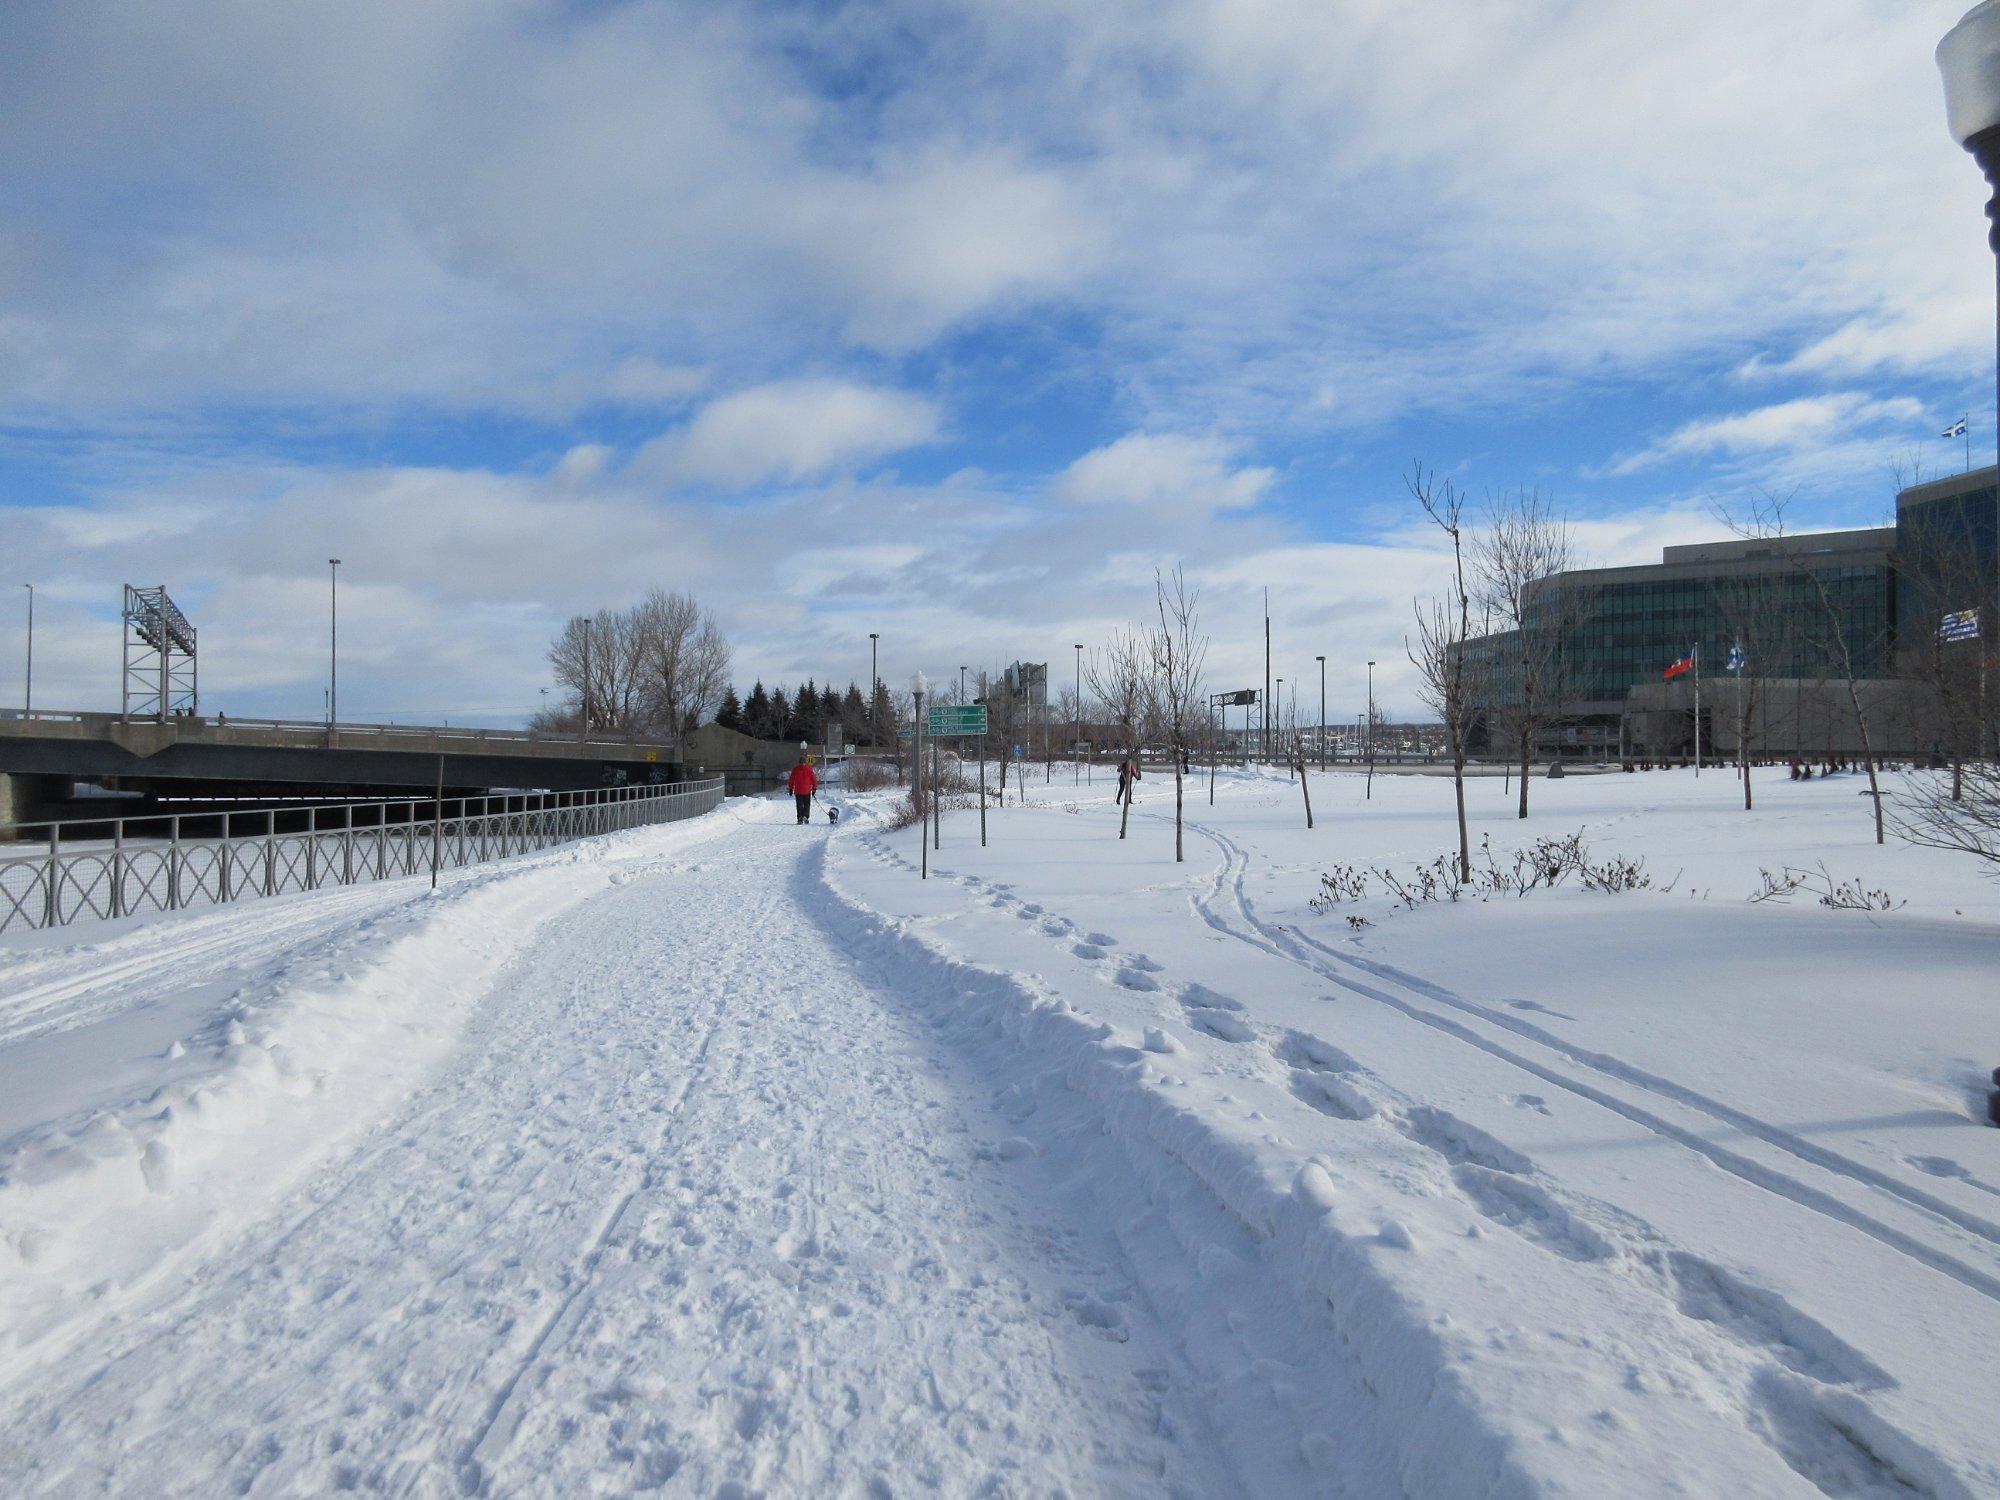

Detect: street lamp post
1073,643,1083,784
1937,5,2000,728
328,559,342,730
1366,659,1377,799
1316,654,1326,770
21,583,32,715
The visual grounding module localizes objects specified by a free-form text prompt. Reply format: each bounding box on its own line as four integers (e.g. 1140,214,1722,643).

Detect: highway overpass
0,709,684,828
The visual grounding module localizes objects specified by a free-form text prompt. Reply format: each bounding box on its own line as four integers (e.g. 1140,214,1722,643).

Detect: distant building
998,662,1048,708
1459,467,1997,760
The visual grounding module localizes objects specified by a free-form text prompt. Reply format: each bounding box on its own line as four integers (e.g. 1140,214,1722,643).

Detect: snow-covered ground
1,766,1995,1496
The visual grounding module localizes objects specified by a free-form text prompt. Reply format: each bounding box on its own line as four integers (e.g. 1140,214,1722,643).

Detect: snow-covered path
0,808,1234,1497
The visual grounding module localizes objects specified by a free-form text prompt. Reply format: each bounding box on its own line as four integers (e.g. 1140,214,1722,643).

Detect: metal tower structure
122,584,198,721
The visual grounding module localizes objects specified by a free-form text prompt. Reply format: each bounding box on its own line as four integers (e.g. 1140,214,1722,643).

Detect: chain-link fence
0,778,725,936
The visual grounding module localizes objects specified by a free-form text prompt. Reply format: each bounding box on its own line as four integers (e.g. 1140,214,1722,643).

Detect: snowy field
0,766,1995,1496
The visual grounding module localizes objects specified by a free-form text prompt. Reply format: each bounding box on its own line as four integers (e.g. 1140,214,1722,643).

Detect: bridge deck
0,710,683,800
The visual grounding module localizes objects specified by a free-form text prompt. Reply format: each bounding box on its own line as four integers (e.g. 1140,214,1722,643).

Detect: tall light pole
1366,659,1377,799
1073,643,1083,784
328,559,341,728
869,632,880,746
959,664,967,703
1263,587,1272,761
1316,654,1326,770
21,583,32,715
1937,4,2000,715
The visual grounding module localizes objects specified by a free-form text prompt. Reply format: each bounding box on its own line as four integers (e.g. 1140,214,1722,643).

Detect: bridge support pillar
0,773,70,836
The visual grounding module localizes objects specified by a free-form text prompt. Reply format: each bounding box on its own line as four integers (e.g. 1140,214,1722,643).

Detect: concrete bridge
0,709,684,829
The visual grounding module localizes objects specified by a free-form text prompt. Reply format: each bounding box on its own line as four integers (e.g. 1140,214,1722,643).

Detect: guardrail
0,778,726,936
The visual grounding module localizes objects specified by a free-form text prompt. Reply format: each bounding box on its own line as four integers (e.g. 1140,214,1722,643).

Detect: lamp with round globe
1939,3,2000,469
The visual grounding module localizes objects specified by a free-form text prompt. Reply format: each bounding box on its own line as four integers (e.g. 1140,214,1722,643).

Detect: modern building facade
1460,467,1997,760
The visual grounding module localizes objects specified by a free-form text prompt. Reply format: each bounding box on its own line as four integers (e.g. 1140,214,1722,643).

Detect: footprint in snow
1063,1292,1129,1340
1114,967,1161,992
1176,981,1244,1012
1083,931,1116,947
1072,943,1107,961
1906,1154,1973,1181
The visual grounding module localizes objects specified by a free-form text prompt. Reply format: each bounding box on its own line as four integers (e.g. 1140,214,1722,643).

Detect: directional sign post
926,704,988,737
922,703,989,854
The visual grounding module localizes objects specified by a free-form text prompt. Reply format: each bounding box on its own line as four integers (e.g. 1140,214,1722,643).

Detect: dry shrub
842,756,900,791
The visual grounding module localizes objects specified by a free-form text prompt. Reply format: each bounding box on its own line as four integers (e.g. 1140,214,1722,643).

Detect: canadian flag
1663,650,1695,681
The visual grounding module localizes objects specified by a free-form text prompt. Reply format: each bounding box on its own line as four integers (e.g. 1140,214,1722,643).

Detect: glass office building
1459,466,1996,756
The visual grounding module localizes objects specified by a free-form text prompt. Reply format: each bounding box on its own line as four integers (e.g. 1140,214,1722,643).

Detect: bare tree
1476,489,1592,816
1896,759,2000,869
1708,492,1798,812
1280,691,1315,829
1896,483,1992,802
634,589,732,734
1146,568,1208,861
548,607,648,733
1088,630,1148,841
1407,463,1476,879
1788,554,1891,843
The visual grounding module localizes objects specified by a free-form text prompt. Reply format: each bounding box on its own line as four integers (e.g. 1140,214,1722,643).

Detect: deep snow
0,765,1995,1496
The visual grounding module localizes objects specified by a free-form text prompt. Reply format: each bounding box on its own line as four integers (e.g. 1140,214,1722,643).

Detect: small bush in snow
1309,831,1655,914
1748,863,1902,912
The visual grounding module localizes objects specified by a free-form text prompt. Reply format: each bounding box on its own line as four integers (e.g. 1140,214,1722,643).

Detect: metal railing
0,778,725,936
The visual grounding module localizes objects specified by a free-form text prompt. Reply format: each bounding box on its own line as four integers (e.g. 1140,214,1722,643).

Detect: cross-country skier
787,747,819,825
1116,753,1141,808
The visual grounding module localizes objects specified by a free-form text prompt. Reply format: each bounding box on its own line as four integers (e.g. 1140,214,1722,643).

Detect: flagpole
1693,642,1701,777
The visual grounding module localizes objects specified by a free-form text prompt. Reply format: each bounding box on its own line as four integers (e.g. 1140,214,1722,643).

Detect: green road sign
926,704,989,736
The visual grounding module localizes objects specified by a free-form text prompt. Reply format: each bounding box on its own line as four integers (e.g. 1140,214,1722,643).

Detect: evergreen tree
715,686,743,732
743,681,772,738
841,683,866,740
795,680,821,739
769,688,793,742
869,680,894,746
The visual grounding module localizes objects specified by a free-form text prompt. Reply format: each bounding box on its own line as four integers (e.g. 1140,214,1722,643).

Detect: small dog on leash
826,805,841,826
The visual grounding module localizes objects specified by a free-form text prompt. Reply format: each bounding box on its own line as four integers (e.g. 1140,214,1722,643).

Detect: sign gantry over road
927,704,989,737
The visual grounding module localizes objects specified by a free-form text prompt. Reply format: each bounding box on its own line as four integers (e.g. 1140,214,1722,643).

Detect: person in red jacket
787,748,819,825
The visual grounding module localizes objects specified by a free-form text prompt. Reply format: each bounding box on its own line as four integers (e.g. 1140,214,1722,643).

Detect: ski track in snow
1177,812,2000,1303
0,810,1238,1498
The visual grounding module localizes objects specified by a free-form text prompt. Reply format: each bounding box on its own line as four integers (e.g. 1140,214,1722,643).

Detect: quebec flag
1940,608,1980,643
1726,642,1746,674
1943,416,1969,439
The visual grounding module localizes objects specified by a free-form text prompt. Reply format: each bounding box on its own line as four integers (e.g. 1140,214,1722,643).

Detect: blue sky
3,0,1994,723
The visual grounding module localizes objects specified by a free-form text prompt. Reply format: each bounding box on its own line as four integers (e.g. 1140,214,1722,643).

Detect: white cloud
638,380,942,487
1,1,1984,436
1054,433,1276,512
1605,393,1928,475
